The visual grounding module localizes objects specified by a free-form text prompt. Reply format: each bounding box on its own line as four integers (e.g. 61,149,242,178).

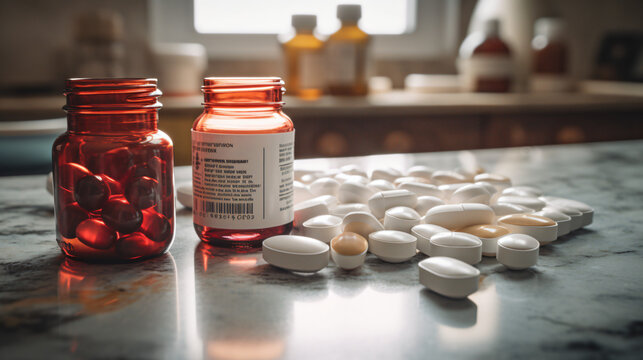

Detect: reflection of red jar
53,78,175,262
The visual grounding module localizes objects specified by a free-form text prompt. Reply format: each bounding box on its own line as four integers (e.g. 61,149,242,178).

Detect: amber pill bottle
192,78,294,249
53,78,175,262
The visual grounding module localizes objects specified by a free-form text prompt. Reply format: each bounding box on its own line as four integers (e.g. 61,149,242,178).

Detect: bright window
194,0,416,35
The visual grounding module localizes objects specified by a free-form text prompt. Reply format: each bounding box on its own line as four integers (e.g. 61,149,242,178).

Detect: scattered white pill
339,164,368,178
502,186,543,198
542,205,583,231
398,182,443,198
496,234,540,270
418,257,480,299
313,195,340,209
393,176,430,187
309,177,341,197
368,230,417,263
294,181,315,204
368,189,417,219
423,204,494,230
431,170,467,185
262,235,329,273
414,196,446,216
300,173,319,184
330,232,368,270
429,232,482,265
475,181,499,196
540,196,594,227
46,172,54,195
383,206,422,232
294,198,329,228
406,165,434,180
438,183,471,199
450,183,492,204
302,215,343,243
295,170,319,182
534,208,572,237
177,184,193,208
497,214,558,245
496,195,546,211
474,173,512,190
342,212,384,238
329,203,371,218
368,179,396,192
411,224,449,256
371,167,403,182
338,180,374,204
459,224,510,257
491,203,534,217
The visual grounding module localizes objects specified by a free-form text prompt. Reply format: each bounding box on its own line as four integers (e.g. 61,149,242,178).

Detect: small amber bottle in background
327,4,370,96
531,18,572,92
281,14,325,100
458,19,514,93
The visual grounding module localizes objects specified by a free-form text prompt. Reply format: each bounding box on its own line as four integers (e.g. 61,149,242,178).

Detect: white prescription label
299,52,324,89
191,131,294,230
327,42,357,84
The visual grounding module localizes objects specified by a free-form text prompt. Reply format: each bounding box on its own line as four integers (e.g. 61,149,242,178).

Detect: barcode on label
201,201,254,215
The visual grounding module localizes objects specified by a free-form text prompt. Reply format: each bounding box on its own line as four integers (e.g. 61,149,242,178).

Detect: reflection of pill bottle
192,78,295,249
531,18,572,92
280,14,325,100
327,4,370,96
458,19,514,93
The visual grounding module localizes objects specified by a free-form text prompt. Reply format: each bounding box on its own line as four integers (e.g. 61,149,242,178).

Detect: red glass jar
53,78,175,262
192,77,294,249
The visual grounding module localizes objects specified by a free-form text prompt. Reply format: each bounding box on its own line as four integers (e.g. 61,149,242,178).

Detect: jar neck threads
202,77,285,110
64,78,161,134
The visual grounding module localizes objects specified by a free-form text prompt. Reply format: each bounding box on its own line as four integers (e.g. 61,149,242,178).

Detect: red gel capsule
126,176,160,210
141,209,173,243
59,163,92,191
74,175,111,211
58,203,90,238
116,232,164,259
76,218,117,250
100,174,124,195
101,197,143,234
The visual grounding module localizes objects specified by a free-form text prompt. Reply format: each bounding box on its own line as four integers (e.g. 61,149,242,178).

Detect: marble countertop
1,141,642,359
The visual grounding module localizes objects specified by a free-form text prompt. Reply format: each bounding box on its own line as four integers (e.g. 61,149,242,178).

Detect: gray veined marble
1,140,643,360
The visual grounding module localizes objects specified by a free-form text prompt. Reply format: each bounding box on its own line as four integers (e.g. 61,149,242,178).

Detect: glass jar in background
53,78,175,262
326,4,370,96
531,18,572,92
192,77,294,249
280,14,325,100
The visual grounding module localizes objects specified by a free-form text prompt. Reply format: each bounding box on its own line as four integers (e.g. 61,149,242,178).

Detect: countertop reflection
2,141,643,359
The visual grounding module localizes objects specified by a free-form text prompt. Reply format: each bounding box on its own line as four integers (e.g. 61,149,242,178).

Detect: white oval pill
295,169,319,182
330,232,368,270
309,177,341,197
475,181,499,196
459,224,510,257
474,173,512,190
342,212,384,238
496,195,546,211
418,257,480,299
329,203,371,218
423,203,494,230
294,181,315,204
542,205,583,231
438,183,472,199
338,180,374,204
407,165,434,180
393,176,431,187
491,203,534,217
383,206,422,232
334,173,369,185
302,215,343,243
371,167,403,182
294,198,329,228
368,189,417,219
411,224,449,255
540,196,594,227
262,235,329,273
177,184,193,209
368,179,396,192
450,183,491,204
502,186,542,198
534,208,572,237
496,234,539,270
339,164,367,178
368,230,417,263
429,232,482,265
497,214,557,245
431,170,467,185
414,196,446,216
398,182,443,198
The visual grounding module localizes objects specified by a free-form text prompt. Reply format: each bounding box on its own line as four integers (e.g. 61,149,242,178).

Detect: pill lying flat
398,182,443,198
294,181,315,204
411,224,449,255
263,235,329,273
342,212,384,238
431,170,468,185
406,165,434,180
540,196,594,227
329,203,371,218
491,203,534,217
534,208,572,237
368,189,417,219
309,177,341,197
497,214,557,245
414,196,446,216
294,198,330,228
384,206,422,233
496,195,546,211
459,224,510,257
302,215,343,243
371,167,403,182
368,230,418,263
428,232,482,265
338,180,374,204
418,257,480,299
423,203,494,230
496,234,539,270
450,183,492,204
474,173,511,190
502,186,543,198
368,179,395,192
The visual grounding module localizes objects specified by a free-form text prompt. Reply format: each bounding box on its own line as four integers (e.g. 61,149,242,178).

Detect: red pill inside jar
74,175,111,211
76,218,117,250
58,203,90,238
89,146,133,181
141,209,173,243
59,163,92,191
126,176,160,210
99,174,124,195
101,197,143,234
115,232,165,259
